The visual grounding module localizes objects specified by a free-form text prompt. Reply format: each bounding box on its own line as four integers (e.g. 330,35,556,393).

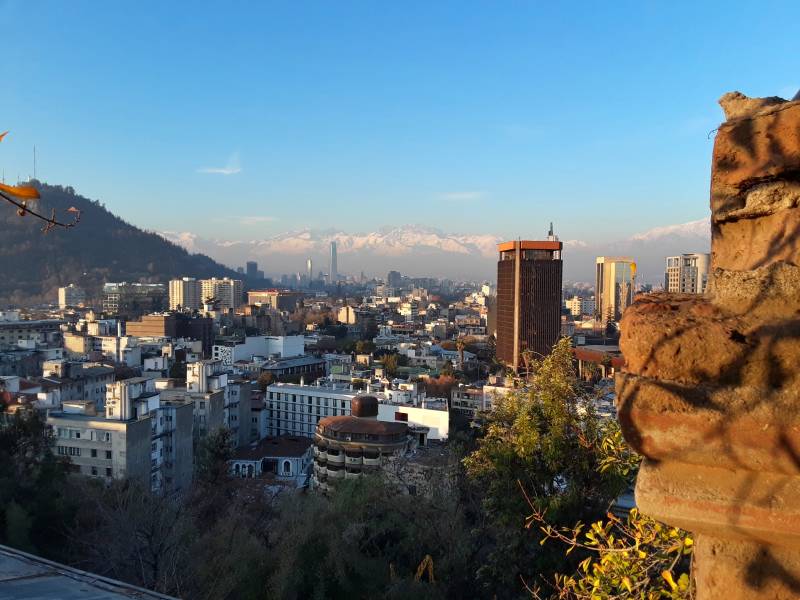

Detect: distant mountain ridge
161,220,711,284
0,182,239,305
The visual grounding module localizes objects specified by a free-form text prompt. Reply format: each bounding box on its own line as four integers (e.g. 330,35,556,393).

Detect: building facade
169,277,202,311
496,238,563,372
58,284,86,309
595,257,636,325
565,295,596,318
102,283,167,317
200,278,243,311
665,253,710,294
311,395,409,492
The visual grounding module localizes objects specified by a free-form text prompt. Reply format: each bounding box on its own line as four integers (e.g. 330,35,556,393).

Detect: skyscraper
246,261,258,279
665,253,710,294
328,241,338,284
306,258,313,283
595,257,636,325
495,233,563,372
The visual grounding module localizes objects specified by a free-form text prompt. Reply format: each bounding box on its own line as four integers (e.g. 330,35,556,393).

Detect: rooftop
232,435,313,460
0,543,176,599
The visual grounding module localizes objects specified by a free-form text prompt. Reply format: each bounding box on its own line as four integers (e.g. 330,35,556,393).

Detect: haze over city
1,3,799,599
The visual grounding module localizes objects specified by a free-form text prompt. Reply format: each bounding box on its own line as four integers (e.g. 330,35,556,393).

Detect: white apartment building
200,277,243,311
212,335,304,366
565,295,596,318
665,253,710,294
58,284,86,309
265,382,449,439
169,277,202,311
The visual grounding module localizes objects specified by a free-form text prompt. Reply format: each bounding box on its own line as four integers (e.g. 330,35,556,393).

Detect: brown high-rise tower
496,234,563,372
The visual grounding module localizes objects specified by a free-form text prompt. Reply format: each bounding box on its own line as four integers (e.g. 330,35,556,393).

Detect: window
199,401,205,409
106,450,112,459
91,449,97,458
106,468,112,477
91,466,98,476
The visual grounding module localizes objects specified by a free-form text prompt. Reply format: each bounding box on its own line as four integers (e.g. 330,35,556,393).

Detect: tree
382,353,399,378
440,360,455,378
256,371,274,392
463,338,629,595
195,427,234,487
355,340,376,355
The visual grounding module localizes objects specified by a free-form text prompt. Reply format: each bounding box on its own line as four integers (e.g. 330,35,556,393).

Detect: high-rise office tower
306,258,313,283
387,270,402,288
246,261,258,279
169,277,202,311
595,257,636,325
496,231,563,372
328,241,338,284
665,253,710,294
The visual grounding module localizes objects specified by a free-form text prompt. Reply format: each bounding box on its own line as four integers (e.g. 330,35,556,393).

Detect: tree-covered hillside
0,182,238,304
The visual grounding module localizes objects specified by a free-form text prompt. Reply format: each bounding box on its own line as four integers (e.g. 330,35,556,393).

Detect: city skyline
1,2,797,246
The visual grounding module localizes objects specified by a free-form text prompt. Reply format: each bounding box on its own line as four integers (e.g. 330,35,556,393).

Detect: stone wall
617,92,800,599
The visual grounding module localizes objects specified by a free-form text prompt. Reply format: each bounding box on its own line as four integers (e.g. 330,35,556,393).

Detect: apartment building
665,253,710,294
58,284,86,309
565,295,596,318
169,277,202,311
101,283,167,317
37,360,115,410
200,278,243,311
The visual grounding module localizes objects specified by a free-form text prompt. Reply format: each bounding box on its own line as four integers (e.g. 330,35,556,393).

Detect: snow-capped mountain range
160,219,711,284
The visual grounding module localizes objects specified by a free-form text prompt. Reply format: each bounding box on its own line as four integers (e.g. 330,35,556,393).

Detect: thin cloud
197,152,242,175
237,215,276,226
439,191,485,201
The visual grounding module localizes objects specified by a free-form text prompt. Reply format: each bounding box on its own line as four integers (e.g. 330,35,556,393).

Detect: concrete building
312,395,409,492
0,317,63,352
58,284,86,309
102,283,167,317
169,277,202,311
246,289,302,312
48,399,152,487
212,335,304,366
158,359,226,439
37,360,115,410
595,257,636,325
229,435,313,487
246,261,258,279
565,295,596,318
200,277,243,311
225,378,252,448
665,253,710,294
125,313,214,356
496,235,563,372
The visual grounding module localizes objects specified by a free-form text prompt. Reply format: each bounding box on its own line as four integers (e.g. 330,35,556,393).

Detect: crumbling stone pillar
617,91,800,599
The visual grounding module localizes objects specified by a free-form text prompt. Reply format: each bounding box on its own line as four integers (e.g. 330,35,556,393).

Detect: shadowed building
496,234,563,372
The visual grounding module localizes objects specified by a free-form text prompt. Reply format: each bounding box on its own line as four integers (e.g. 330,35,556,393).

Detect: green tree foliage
266,475,474,599
0,408,74,560
382,353,399,377
463,338,630,595
355,339,376,355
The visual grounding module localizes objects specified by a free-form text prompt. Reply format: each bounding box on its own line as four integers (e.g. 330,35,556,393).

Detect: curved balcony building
311,395,409,490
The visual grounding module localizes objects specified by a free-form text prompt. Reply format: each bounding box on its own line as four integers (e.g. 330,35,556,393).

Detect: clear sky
1,1,797,244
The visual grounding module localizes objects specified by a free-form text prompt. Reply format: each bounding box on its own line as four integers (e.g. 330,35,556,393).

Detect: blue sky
1,1,798,244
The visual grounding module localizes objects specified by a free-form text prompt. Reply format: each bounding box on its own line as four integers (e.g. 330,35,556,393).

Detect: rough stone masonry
617,91,800,599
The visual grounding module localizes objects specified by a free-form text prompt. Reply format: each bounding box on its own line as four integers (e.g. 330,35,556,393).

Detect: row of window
57,428,112,442
267,393,349,409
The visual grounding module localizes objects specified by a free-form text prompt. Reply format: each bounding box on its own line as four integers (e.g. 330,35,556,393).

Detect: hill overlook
0,181,238,305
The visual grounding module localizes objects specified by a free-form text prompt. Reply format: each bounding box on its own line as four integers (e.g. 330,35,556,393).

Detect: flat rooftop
0,543,176,599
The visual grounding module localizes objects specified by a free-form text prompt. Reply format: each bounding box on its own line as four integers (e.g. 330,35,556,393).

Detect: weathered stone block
618,374,800,474
712,206,800,271
620,293,800,387
712,100,800,215
708,262,800,317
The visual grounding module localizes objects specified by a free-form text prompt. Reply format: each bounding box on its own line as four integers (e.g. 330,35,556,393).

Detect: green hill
0,181,238,305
